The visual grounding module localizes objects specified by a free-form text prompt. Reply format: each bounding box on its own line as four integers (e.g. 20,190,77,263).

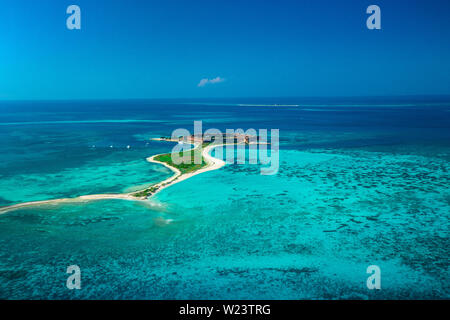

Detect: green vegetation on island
131,143,212,198
132,186,160,198
153,148,207,174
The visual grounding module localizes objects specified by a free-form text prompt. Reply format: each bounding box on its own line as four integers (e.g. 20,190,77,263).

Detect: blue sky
0,0,450,100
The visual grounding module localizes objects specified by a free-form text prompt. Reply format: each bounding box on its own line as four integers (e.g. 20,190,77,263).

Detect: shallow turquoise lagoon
0,100,449,299
0,149,173,205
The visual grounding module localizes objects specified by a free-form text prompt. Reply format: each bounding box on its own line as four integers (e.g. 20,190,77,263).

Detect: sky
0,0,450,100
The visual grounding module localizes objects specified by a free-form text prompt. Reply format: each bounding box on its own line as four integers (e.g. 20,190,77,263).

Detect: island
0,133,260,214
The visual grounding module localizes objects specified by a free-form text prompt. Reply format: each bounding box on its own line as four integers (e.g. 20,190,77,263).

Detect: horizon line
1,94,450,103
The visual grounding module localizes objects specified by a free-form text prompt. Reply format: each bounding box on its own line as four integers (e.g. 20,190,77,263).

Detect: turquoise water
0,99,449,299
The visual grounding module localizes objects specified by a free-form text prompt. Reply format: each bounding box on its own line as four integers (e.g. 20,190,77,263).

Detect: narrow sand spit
0,193,137,214
0,142,229,214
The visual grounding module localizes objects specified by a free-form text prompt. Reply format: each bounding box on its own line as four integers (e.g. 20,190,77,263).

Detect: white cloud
198,76,225,87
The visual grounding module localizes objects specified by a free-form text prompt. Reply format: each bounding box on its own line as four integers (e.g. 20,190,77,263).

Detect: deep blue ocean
0,97,448,299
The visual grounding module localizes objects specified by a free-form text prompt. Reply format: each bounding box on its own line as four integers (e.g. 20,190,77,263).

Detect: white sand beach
0,141,228,214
